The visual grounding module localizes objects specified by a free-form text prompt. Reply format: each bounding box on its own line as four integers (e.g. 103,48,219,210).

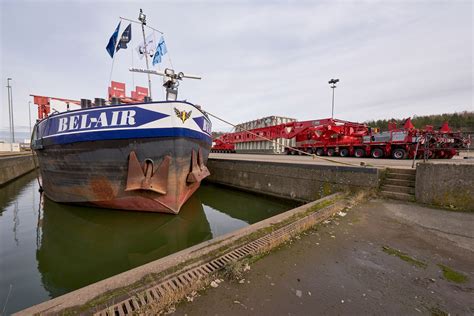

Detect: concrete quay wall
0,154,36,186
416,163,474,211
206,158,380,201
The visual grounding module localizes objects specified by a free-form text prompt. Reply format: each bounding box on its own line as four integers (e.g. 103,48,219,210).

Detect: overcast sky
1,0,472,133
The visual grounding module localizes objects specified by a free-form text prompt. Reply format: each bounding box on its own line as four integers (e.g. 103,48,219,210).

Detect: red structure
212,117,470,159
32,82,149,120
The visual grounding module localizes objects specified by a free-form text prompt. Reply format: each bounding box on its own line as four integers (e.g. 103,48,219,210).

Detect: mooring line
30,126,44,192
203,110,359,167
1,284,12,316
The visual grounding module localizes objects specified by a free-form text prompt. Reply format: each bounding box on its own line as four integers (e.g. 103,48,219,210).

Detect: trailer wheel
340,148,349,157
371,148,384,158
327,148,335,156
392,148,406,159
315,148,324,156
354,148,365,158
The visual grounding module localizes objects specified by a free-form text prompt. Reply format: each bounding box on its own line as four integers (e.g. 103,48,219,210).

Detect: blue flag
152,36,168,65
116,23,132,52
106,22,121,58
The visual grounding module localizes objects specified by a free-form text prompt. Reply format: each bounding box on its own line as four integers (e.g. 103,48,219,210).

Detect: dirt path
175,199,474,315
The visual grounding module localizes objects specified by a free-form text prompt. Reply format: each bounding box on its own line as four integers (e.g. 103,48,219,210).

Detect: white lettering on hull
56,110,136,133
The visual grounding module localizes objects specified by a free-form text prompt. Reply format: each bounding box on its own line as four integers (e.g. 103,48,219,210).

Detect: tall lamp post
28,101,32,136
328,78,339,119
6,78,15,143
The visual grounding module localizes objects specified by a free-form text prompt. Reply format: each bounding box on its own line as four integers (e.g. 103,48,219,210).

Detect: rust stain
90,176,115,200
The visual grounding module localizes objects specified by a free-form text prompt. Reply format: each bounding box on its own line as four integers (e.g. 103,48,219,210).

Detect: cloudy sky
0,0,472,133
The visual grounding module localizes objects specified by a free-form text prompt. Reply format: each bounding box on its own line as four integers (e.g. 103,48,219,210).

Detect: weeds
382,246,427,268
437,264,468,283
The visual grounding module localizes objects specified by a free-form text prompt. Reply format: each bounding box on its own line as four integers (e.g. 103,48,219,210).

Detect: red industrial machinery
212,117,470,159
31,82,149,120
30,95,81,120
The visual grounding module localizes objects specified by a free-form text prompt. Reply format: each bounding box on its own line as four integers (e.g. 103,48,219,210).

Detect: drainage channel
94,199,345,315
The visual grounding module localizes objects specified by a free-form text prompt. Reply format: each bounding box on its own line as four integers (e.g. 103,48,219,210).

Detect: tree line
365,111,473,132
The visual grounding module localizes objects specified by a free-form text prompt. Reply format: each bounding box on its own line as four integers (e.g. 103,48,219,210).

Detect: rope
30,124,44,192
1,284,12,316
203,110,358,167
131,48,135,89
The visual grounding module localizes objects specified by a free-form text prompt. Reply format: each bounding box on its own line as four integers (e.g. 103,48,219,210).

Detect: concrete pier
206,158,380,201
0,153,36,186
416,162,474,211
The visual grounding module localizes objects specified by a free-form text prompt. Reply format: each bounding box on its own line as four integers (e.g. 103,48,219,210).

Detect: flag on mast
106,22,121,58
116,23,132,52
136,34,156,60
152,36,167,65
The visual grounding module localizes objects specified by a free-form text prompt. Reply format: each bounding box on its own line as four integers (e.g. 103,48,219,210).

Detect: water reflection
198,184,296,224
0,171,37,214
36,195,212,297
0,174,294,314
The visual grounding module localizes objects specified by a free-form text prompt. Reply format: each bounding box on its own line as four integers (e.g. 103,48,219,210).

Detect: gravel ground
174,199,474,315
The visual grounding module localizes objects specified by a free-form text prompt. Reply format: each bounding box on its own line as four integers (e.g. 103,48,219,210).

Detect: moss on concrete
378,168,388,190
382,246,427,268
322,182,332,196
437,264,468,283
430,307,449,316
432,189,474,212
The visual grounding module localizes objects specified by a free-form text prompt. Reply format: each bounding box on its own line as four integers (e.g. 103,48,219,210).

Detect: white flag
135,34,156,60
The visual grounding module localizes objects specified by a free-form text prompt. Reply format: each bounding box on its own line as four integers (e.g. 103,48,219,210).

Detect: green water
0,172,295,314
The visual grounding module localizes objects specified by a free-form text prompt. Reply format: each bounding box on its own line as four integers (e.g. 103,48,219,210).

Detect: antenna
137,9,153,99
129,67,201,101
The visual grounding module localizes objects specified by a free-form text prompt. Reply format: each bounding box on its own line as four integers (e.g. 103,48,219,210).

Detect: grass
222,260,248,281
437,264,468,283
382,246,427,268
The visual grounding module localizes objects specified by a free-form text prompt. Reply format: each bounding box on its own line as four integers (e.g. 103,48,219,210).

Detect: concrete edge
203,180,310,203
0,153,36,186
208,157,379,174
16,192,345,315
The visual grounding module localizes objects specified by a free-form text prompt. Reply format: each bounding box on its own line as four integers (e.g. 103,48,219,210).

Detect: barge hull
36,137,210,214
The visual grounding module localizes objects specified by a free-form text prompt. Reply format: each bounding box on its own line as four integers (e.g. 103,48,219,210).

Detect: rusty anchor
187,149,211,183
125,151,170,194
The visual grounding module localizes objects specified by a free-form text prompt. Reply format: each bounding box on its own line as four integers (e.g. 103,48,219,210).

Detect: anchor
125,151,170,194
187,149,210,183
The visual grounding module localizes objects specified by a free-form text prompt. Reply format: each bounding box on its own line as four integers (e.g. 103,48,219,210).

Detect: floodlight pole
328,78,339,119
331,85,335,118
6,78,15,143
28,101,32,136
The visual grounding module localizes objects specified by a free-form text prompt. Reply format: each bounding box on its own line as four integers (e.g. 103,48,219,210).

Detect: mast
138,9,152,99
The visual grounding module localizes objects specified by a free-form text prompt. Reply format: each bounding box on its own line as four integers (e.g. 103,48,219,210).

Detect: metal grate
93,201,341,315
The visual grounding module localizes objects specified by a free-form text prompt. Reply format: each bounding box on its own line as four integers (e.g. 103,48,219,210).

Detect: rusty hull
35,137,211,214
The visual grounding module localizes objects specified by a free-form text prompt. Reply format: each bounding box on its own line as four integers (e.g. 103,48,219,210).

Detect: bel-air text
57,110,137,133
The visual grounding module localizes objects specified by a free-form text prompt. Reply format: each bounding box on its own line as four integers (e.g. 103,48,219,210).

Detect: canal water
0,172,296,314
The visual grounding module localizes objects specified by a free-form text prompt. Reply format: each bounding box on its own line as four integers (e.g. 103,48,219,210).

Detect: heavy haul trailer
287,118,466,159
211,117,469,159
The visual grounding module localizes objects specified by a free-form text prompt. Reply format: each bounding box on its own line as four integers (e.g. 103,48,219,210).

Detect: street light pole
28,101,32,136
6,78,15,143
328,78,339,119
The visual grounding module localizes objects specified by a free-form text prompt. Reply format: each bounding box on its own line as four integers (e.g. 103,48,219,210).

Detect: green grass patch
437,264,468,283
382,246,427,268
